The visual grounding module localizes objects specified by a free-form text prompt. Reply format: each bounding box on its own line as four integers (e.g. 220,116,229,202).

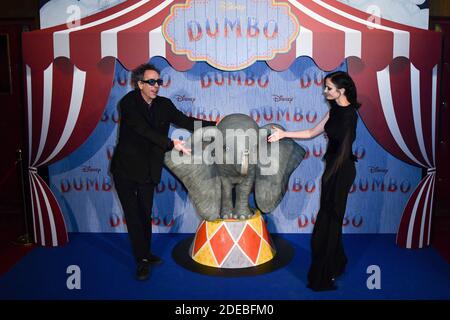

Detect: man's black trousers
113,174,155,263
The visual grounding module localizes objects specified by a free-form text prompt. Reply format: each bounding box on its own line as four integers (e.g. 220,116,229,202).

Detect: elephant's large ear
255,123,306,213
164,126,222,221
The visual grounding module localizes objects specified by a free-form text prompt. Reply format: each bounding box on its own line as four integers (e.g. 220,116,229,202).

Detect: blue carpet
0,233,449,300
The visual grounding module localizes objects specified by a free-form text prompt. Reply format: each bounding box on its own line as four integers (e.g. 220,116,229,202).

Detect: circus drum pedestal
190,210,276,268
172,210,294,276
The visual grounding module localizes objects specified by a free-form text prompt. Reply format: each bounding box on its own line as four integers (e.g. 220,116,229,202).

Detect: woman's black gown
307,101,358,291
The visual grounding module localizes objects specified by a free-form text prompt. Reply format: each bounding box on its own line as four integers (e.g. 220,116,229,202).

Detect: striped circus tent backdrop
22,0,441,248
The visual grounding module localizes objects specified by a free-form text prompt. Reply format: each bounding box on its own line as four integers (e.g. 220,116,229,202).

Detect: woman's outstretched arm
268,112,329,142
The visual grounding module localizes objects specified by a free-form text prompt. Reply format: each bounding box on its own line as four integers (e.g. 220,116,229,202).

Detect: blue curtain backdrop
48,56,421,233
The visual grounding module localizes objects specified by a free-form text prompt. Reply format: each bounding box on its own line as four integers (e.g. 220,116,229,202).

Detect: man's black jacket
110,89,215,183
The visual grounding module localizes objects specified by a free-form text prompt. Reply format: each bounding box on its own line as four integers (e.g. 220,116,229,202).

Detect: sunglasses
141,78,163,86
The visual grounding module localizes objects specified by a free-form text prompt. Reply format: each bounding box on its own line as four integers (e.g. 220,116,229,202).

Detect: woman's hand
173,139,191,155
268,126,285,143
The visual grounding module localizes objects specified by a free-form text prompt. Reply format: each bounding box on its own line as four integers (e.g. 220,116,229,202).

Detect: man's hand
173,139,191,155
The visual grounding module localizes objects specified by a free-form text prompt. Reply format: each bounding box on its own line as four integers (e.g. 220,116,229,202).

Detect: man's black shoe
136,261,150,281
148,254,163,265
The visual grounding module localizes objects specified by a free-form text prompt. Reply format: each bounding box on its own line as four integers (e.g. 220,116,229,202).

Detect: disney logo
220,1,246,11
175,95,196,103
272,95,293,103
81,166,101,173
369,166,388,174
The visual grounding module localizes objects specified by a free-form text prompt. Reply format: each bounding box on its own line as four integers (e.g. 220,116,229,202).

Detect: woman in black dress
268,71,360,291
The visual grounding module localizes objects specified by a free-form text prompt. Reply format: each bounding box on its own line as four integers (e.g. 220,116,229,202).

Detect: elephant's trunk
241,150,249,175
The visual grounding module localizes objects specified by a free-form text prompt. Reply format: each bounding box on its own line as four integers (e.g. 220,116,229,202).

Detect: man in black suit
110,63,216,281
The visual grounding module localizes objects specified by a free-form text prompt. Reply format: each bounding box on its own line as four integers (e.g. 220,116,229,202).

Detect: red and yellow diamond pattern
189,210,276,268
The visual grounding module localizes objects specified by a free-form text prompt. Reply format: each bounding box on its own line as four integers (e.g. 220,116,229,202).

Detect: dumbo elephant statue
164,113,306,221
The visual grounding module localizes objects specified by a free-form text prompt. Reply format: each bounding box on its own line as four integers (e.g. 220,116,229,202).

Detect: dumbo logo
156,179,179,193
163,0,299,70
297,214,363,228
152,217,175,227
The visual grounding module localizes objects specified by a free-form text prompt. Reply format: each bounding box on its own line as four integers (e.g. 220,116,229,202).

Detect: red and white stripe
392,65,438,249
268,0,439,71
100,1,172,58
22,0,441,247
349,57,439,248
24,57,115,246
45,0,194,71
53,0,152,59
29,168,68,246
397,170,436,249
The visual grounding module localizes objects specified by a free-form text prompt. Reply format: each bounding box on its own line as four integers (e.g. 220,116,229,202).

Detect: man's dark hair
131,63,160,89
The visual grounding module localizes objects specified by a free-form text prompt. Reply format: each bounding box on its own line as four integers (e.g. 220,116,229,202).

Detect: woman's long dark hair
325,71,361,109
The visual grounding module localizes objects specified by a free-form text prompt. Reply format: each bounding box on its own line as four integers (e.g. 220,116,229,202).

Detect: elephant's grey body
216,114,258,219
164,113,306,221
